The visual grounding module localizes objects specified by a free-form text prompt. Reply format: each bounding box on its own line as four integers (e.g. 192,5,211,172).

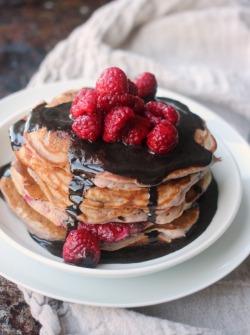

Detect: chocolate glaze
68,176,93,205
0,164,10,178
24,98,213,186
147,186,158,222
30,234,64,258
9,119,26,151
66,137,96,221
25,102,72,133
0,164,11,200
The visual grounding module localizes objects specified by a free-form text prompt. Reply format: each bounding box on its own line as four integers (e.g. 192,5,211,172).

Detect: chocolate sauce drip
146,230,159,244
147,186,158,222
0,163,11,200
9,119,26,151
65,204,82,219
65,219,78,232
25,97,213,185
66,175,94,220
30,234,64,258
67,137,95,222
0,164,10,179
68,175,93,204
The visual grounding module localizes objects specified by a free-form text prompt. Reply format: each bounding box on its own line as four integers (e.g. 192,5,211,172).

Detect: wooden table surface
0,1,112,333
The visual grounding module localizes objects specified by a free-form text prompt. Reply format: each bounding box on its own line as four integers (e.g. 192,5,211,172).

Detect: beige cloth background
19,0,250,334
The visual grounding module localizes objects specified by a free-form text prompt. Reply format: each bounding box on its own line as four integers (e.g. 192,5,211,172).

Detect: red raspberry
134,72,157,99
96,224,129,243
72,113,102,142
96,67,128,96
122,116,151,145
145,101,180,126
144,101,163,126
103,106,135,143
97,93,144,115
147,121,178,154
129,95,145,115
78,222,130,243
62,229,100,267
97,93,121,113
78,221,147,243
162,105,180,126
97,93,134,113
127,79,138,95
70,89,97,118
118,94,145,115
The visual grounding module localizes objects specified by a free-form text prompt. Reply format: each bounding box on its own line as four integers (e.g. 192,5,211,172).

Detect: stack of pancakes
0,90,217,254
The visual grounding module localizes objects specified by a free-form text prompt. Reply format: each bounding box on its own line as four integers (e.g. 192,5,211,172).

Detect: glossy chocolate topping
25,102,72,132
22,97,213,186
0,164,10,200
147,186,158,222
9,119,26,151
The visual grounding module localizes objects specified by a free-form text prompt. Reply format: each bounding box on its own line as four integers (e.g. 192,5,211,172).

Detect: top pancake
10,89,217,188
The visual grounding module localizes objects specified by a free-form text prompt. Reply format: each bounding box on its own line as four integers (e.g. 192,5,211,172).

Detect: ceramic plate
0,185,249,307
0,82,243,279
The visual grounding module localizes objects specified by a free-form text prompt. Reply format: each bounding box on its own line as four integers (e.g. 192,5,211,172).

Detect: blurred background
0,0,112,99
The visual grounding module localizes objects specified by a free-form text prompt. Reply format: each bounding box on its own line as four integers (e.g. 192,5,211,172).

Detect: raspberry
63,229,100,267
72,113,102,142
127,79,138,95
97,93,144,115
144,102,163,126
103,106,135,143
134,72,157,99
78,221,147,243
96,93,129,113
70,89,97,118
97,93,120,113
96,67,128,96
162,105,180,126
129,95,145,115
145,101,180,126
118,94,144,115
147,121,178,154
95,224,126,243
78,222,130,243
122,116,151,145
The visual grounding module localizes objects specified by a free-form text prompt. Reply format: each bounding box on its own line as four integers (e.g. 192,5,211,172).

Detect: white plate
0,83,249,306
0,82,242,278
0,184,249,308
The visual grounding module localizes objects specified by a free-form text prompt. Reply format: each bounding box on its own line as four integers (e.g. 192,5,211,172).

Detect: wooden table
0,1,112,333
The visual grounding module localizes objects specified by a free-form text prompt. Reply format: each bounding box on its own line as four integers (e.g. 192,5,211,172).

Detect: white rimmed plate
0,82,243,279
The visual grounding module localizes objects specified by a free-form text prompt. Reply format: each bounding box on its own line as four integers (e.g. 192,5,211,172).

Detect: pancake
0,71,219,267
6,156,210,225
0,173,201,249
0,176,66,241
